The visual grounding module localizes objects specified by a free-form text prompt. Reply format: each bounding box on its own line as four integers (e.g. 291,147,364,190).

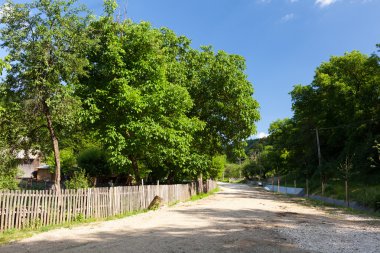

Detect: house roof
16,150,40,159
37,164,50,169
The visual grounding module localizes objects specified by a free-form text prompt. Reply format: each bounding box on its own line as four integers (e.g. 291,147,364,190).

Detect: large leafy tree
78,8,204,183
0,0,93,190
255,50,379,194
292,51,380,175
180,47,260,159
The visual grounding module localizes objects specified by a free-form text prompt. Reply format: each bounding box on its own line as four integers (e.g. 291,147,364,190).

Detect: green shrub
209,155,227,179
224,162,242,178
0,172,19,190
65,170,90,189
77,147,111,178
0,152,19,190
352,185,380,210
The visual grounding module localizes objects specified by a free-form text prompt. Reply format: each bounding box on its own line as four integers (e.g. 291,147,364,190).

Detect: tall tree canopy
254,51,380,190
0,0,93,190
78,2,260,182
291,51,380,175
181,47,260,159
0,0,260,186
78,14,205,183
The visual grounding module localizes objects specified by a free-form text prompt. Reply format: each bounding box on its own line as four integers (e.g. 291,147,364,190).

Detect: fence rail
0,180,217,233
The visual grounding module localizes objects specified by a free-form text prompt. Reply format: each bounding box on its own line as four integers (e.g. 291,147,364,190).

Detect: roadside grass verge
249,183,380,218
262,179,380,214
0,188,220,245
189,187,220,201
282,193,380,219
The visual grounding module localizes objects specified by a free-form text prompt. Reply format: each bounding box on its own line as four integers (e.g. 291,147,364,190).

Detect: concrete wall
264,185,305,196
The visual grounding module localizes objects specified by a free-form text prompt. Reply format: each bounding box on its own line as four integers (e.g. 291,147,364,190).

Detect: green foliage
189,187,220,201
0,150,19,190
224,162,242,179
0,169,19,190
242,159,264,180
290,51,380,180
1,1,260,185
73,213,85,222
256,51,379,185
369,139,380,169
0,0,95,188
209,155,227,179
80,14,239,182
352,185,380,210
46,148,77,175
181,47,260,159
77,147,111,177
64,170,90,189
250,50,380,208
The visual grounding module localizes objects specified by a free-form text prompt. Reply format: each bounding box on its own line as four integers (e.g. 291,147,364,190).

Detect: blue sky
2,0,380,138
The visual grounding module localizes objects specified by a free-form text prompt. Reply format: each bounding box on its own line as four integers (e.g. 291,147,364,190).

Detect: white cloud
255,132,269,139
315,0,337,8
281,13,295,22
289,0,299,3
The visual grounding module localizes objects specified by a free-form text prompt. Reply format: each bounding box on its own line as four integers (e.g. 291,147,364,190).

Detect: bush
209,155,227,179
65,170,90,189
0,172,19,190
0,151,19,190
351,185,380,210
224,162,241,178
242,159,264,180
45,148,77,175
77,147,111,178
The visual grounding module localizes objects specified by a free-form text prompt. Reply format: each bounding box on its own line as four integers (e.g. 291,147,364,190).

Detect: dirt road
1,183,379,253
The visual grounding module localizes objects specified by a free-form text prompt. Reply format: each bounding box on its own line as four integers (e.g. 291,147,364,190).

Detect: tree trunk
199,173,203,194
44,103,61,191
306,178,309,197
167,170,175,185
129,156,141,184
345,180,349,207
321,175,326,196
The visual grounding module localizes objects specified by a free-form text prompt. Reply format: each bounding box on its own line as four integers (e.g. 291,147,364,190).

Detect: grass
0,188,220,245
272,178,380,210
277,191,380,219
189,187,220,201
251,180,380,218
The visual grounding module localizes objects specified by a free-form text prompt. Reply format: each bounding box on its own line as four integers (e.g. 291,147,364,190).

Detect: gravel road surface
1,183,379,253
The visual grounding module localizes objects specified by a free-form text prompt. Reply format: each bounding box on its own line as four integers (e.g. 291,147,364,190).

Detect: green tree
77,147,111,179
78,11,204,183
291,51,380,183
338,154,356,207
0,0,93,190
209,155,227,180
181,47,260,159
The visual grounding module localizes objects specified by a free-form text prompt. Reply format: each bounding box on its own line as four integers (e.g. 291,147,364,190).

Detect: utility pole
315,128,324,196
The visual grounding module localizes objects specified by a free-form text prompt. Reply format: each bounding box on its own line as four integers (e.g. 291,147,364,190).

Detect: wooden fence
0,180,217,233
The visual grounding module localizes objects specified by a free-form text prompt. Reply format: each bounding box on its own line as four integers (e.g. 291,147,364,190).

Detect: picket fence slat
0,180,217,233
